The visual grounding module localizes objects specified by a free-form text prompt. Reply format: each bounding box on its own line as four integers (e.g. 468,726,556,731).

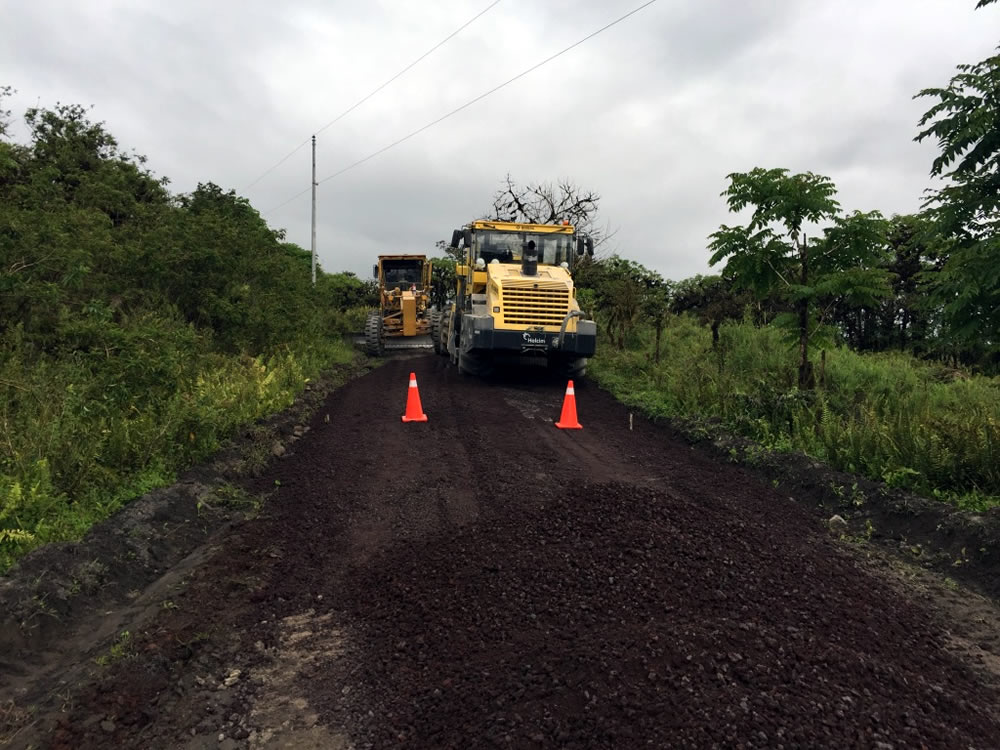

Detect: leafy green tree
641,274,673,363
671,274,756,348
575,255,663,350
709,168,891,387
603,276,641,350
0,87,16,174
429,257,456,310
322,270,377,311
23,103,169,221
1,99,171,347
882,216,940,351
0,85,13,139
829,214,947,354
428,239,462,310
914,21,1000,351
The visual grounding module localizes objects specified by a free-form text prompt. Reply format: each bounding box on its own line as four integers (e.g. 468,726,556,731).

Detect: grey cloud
2,0,996,283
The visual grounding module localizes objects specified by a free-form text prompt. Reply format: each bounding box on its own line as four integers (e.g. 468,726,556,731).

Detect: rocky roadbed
2,354,1000,748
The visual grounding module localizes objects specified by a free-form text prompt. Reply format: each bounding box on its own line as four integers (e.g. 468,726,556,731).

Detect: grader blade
384,335,435,350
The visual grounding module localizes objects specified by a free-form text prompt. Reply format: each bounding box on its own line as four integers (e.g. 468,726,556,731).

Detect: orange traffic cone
555,380,582,429
401,372,428,423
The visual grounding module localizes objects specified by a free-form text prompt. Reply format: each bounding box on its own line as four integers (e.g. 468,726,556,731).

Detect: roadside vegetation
590,318,999,510
0,89,375,572
574,3,1000,510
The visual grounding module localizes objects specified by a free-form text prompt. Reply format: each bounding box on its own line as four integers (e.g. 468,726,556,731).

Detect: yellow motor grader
364,254,434,355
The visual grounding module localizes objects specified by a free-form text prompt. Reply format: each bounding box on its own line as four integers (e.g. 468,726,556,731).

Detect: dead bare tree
486,174,616,251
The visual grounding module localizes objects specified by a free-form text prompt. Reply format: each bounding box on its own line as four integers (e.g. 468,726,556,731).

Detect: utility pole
310,134,317,286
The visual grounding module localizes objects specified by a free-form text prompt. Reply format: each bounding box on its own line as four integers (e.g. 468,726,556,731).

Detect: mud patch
502,393,545,421
244,610,351,749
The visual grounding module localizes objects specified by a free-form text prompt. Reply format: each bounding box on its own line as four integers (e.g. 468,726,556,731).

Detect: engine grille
501,282,570,327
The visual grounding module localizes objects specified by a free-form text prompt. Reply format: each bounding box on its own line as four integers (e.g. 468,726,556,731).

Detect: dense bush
0,95,366,571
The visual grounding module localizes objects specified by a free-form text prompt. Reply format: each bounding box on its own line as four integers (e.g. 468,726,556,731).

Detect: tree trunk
711,320,720,350
797,237,814,389
798,298,814,388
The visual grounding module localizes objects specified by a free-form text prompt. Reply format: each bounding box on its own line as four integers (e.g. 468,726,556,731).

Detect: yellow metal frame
470,219,575,235
377,255,432,338
457,222,582,334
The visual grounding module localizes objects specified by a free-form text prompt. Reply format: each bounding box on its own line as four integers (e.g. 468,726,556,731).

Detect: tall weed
0,323,353,572
591,317,1000,509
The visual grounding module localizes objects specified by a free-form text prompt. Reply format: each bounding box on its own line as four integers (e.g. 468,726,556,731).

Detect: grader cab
364,255,434,355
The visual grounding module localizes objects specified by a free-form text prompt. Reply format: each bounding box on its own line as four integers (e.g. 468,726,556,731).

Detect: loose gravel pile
325,480,999,748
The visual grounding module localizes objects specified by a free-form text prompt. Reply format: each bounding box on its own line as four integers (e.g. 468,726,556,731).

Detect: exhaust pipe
521,240,538,276
557,310,586,349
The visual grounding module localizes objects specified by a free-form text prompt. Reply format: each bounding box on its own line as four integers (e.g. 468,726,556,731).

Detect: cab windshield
476,230,575,267
382,260,423,286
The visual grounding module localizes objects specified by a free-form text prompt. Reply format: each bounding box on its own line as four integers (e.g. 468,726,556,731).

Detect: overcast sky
2,0,997,281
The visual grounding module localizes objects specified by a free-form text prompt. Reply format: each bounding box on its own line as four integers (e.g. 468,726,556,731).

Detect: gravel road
5,354,1000,749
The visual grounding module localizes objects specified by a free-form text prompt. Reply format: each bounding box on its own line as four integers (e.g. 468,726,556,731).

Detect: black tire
364,311,384,356
448,312,460,365
458,349,494,378
431,311,444,355
550,356,587,379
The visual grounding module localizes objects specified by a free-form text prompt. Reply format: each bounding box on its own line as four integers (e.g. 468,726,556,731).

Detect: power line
241,138,311,193
263,0,660,215
319,0,660,184
241,0,502,192
315,0,503,139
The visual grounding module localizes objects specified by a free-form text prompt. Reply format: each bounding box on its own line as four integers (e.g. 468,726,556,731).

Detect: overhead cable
241,0,503,191
263,0,660,215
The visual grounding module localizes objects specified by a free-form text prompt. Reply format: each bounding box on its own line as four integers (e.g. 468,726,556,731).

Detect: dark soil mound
325,479,998,748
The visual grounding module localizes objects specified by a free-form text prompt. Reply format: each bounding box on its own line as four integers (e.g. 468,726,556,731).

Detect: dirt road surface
4,355,1000,748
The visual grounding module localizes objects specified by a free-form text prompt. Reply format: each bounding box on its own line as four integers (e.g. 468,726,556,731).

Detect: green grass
93,630,134,667
591,316,1000,510
0,331,354,573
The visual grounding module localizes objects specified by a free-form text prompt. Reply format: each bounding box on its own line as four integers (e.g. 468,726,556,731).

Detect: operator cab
382,259,424,288
474,229,576,269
